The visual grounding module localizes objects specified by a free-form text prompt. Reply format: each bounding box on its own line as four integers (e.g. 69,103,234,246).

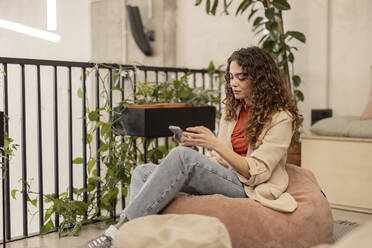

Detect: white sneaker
85,225,118,248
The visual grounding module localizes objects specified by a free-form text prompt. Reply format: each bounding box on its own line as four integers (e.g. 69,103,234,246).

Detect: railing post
2,63,10,242
95,69,102,216
20,64,28,237
81,68,88,219
120,74,126,210
1,111,5,248
36,65,44,232
53,65,60,228
68,67,73,201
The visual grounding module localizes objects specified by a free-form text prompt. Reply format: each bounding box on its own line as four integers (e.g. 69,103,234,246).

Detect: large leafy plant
195,0,306,103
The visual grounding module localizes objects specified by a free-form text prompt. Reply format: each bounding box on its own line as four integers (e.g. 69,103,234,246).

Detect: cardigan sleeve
241,112,293,186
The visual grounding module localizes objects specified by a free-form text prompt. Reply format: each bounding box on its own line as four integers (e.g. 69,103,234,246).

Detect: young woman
86,46,302,248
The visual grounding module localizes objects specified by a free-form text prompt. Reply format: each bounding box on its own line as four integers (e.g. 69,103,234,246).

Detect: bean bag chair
162,164,333,248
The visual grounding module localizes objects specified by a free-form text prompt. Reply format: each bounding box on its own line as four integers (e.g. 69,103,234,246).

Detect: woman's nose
230,78,238,87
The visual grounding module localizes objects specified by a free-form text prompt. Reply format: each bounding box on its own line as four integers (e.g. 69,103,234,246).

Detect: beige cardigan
208,105,298,212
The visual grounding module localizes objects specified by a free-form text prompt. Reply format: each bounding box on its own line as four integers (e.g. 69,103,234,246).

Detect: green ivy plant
195,0,306,104
135,73,220,106
0,132,19,168
11,66,220,237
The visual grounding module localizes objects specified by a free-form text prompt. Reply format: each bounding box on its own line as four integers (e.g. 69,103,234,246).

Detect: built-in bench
302,134,372,213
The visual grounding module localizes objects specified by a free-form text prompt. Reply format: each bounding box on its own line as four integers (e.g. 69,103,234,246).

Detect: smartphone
168,125,183,140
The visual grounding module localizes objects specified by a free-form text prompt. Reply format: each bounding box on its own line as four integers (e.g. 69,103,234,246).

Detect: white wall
0,0,91,61
283,0,329,132
176,1,258,69
328,0,372,116
176,0,372,132
176,0,329,132
0,0,91,238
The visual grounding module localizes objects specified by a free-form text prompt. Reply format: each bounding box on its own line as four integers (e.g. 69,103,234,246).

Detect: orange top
231,102,249,156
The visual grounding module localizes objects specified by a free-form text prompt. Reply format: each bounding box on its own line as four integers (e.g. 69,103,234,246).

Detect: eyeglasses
225,72,249,82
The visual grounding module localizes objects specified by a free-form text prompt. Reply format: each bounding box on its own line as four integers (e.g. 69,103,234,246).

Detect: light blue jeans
122,146,247,220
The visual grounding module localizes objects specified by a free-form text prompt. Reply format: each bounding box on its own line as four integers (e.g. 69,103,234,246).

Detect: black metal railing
0,57,223,246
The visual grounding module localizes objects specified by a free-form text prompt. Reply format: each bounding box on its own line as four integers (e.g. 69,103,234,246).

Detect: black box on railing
114,105,216,138
0,111,4,148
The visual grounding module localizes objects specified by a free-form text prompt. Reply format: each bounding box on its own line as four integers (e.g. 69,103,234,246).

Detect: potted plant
115,73,220,138
195,0,305,166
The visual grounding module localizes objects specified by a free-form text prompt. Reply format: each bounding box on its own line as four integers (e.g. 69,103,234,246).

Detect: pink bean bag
162,164,333,248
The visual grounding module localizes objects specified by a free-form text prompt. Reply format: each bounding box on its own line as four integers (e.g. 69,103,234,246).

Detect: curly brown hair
223,47,302,146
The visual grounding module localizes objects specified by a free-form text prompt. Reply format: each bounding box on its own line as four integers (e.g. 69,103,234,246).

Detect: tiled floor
3,223,106,248
3,208,372,248
331,208,372,225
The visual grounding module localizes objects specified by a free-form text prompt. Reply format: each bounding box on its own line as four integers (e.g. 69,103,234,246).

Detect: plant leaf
72,222,82,236
73,157,83,164
248,8,258,22
27,195,37,207
263,40,275,52
236,0,252,15
87,177,97,192
206,0,211,14
44,206,54,221
87,158,96,174
32,199,37,207
59,192,68,197
97,143,109,153
88,111,100,122
113,72,119,84
122,187,128,197
264,8,275,19
195,0,203,6
207,61,215,72
292,75,301,87
211,0,219,15
253,16,264,26
294,89,304,102
286,31,306,43
77,88,82,98
40,220,54,235
223,0,232,15
11,189,17,199
101,123,112,137
258,34,268,45
86,133,93,144
288,52,294,63
272,0,290,11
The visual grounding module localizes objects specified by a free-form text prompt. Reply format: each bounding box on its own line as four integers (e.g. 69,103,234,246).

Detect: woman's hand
172,133,198,151
182,126,219,150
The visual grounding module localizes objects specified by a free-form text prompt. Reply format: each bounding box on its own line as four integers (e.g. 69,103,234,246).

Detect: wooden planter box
0,111,3,148
115,103,216,138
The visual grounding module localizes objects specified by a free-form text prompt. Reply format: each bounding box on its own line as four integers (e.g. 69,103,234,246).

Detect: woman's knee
132,163,156,182
167,146,198,171
169,146,195,157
